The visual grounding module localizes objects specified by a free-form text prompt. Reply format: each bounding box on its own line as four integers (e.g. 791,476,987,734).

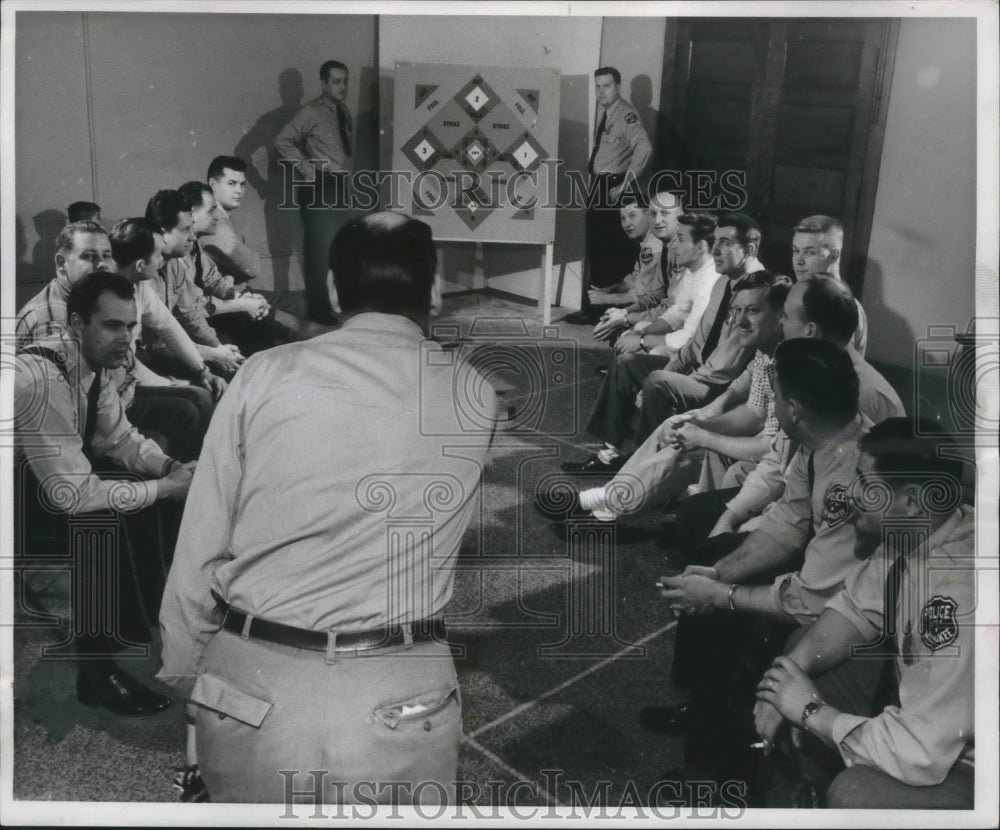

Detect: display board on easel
392,62,560,244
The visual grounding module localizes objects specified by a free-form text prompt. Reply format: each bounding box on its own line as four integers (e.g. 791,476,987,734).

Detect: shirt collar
338,312,426,341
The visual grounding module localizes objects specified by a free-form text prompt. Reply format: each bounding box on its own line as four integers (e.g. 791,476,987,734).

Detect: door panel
661,17,898,296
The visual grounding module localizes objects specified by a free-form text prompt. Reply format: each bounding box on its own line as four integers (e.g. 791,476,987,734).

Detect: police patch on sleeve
821,483,850,526
920,595,958,651
640,246,654,264
624,112,638,125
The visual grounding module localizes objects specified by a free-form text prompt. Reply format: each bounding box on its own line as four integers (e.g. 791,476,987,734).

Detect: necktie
82,369,102,451
192,241,204,289
588,110,607,175
336,104,352,157
701,280,734,362
873,553,906,707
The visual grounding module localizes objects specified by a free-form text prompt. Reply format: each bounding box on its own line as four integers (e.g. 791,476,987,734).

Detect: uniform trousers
586,352,672,448
14,459,181,659
128,384,211,462
194,630,462,804
634,369,722,446
605,433,704,517
298,172,351,324
665,487,741,558
583,173,633,310
670,532,801,784
782,627,974,808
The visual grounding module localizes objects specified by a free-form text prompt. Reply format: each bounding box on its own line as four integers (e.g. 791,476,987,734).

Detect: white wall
14,11,378,296
379,15,603,306
600,17,667,151
863,18,978,368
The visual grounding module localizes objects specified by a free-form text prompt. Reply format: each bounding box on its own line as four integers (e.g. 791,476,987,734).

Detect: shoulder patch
821,483,850,526
640,246,654,264
920,595,959,651
624,112,638,125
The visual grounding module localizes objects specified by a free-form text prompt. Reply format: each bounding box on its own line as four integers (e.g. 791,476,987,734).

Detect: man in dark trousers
274,59,354,325
15,272,195,717
565,65,652,325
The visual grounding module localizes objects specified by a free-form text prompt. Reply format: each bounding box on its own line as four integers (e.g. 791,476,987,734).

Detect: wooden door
660,17,899,297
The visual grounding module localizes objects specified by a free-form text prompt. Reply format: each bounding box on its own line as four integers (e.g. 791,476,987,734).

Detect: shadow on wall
234,67,305,295
629,74,661,193
30,209,67,281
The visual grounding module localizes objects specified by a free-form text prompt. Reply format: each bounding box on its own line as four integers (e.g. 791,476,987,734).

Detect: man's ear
828,247,842,267
786,396,804,426
429,273,443,317
746,241,759,260
54,252,67,277
68,310,85,336
327,269,341,314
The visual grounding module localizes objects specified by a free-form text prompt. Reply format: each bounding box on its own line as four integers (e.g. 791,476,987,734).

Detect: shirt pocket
372,685,460,730
191,671,274,728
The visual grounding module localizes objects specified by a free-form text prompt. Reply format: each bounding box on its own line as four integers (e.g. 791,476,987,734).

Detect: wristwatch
801,698,825,728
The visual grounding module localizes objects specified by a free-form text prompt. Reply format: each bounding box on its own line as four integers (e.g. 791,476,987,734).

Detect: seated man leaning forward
563,212,762,474
650,339,879,802
537,269,791,524
15,272,195,717
595,211,721,358
755,417,974,809
157,211,499,804
585,196,665,320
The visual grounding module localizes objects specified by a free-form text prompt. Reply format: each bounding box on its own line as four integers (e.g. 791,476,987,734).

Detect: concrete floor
10,292,789,810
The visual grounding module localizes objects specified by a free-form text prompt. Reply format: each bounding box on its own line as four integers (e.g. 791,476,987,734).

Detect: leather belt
212,591,446,653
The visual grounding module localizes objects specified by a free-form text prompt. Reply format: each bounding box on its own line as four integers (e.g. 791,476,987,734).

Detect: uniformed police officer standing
566,66,652,325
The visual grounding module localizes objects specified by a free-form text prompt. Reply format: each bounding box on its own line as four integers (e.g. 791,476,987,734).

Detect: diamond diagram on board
454,75,500,122
452,128,499,172
401,128,448,172
504,131,547,173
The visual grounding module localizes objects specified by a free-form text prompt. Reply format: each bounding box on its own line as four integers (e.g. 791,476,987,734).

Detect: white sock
590,508,617,522
579,486,607,513
596,444,620,464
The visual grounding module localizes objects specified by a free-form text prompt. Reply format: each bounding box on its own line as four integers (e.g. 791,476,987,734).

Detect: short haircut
320,60,349,82
860,417,964,496
178,180,213,212
774,337,859,422
676,212,718,247
145,189,188,233
732,268,794,310
716,212,762,250
207,155,248,182
109,217,159,268
55,220,107,257
594,66,622,85
330,215,437,315
67,271,136,324
620,194,649,210
67,201,101,223
798,274,859,347
794,215,844,249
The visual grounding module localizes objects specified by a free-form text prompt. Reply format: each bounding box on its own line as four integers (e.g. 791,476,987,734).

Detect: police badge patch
624,112,638,125
921,595,959,651
821,483,850,526
640,246,654,264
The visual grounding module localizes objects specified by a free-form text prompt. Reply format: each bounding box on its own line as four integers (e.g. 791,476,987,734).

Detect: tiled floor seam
460,735,566,807
466,619,678,741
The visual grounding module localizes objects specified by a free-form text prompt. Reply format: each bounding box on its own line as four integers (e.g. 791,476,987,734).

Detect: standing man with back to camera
565,65,652,326
275,59,354,326
158,211,498,804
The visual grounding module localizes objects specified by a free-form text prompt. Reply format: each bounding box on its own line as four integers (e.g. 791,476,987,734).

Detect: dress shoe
594,366,609,377
560,453,628,474
639,702,691,735
563,309,601,325
77,665,172,717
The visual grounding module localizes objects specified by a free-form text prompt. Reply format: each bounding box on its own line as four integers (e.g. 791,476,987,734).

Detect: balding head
329,212,438,321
